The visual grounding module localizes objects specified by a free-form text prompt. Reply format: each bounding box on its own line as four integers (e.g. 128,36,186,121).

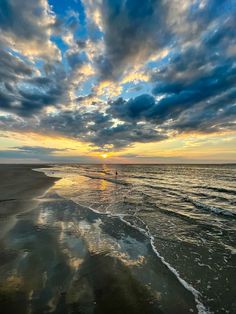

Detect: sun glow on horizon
101,153,108,159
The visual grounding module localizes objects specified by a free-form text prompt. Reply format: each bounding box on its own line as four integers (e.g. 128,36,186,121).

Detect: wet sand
0,164,56,203
0,165,201,313
0,165,57,240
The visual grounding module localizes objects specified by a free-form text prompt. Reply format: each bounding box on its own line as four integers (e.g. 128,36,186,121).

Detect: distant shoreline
0,163,235,166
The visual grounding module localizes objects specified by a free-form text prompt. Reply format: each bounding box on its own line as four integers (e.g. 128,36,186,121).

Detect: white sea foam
118,216,210,314
67,197,210,314
186,197,236,218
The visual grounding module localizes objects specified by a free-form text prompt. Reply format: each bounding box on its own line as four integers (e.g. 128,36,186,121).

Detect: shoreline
0,164,56,200
0,165,191,314
39,166,207,313
0,164,56,239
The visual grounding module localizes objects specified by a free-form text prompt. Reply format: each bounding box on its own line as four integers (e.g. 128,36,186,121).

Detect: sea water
36,164,236,313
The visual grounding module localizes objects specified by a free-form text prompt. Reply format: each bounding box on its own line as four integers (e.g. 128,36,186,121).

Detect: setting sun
101,153,108,159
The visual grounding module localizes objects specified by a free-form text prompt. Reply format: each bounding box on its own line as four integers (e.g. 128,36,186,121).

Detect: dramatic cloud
0,0,235,157
0,49,34,82
108,94,156,122
0,58,66,116
95,0,169,79
0,0,60,60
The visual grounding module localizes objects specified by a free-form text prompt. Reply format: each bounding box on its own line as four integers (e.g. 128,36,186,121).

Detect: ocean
37,165,236,313
0,164,235,313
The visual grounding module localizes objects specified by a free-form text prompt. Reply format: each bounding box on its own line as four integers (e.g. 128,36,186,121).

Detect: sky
0,0,235,164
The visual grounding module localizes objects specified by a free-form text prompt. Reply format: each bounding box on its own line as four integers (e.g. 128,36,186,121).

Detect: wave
152,205,200,223
194,186,236,196
83,174,131,186
143,184,182,194
185,197,236,218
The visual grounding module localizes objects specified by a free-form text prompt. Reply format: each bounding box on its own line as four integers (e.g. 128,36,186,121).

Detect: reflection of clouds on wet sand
0,185,199,314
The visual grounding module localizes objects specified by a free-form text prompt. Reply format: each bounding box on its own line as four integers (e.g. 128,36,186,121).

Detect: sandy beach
0,165,201,314
0,165,57,239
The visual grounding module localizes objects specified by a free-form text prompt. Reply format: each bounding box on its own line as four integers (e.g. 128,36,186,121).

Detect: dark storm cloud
96,0,169,79
0,0,66,117
108,58,236,135
151,61,236,121
0,3,61,63
39,110,114,139
40,110,86,136
76,40,87,49
0,49,34,82
171,89,236,134
187,0,235,36
108,94,156,122
0,114,26,131
0,45,66,116
0,73,65,116
27,77,53,86
0,0,57,42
